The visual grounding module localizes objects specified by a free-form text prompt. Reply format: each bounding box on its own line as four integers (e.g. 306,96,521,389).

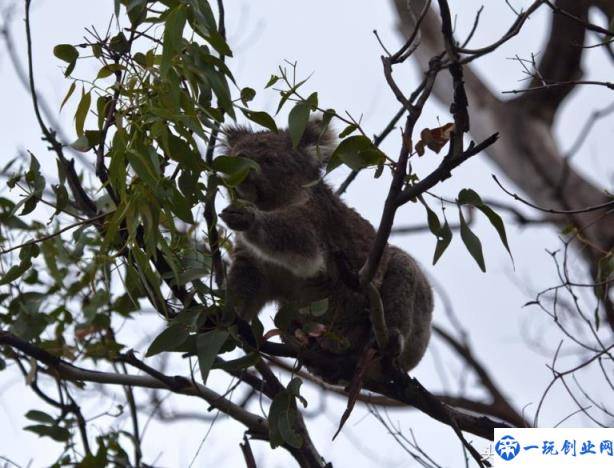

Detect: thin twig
493,175,614,215
0,212,107,255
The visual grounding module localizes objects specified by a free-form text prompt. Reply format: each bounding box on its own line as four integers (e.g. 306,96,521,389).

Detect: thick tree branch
518,0,591,124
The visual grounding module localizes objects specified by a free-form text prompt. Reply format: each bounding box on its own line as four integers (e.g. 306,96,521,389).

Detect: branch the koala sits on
220,121,433,384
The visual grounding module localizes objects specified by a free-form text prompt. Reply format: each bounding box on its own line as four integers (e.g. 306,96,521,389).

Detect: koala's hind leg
379,247,433,372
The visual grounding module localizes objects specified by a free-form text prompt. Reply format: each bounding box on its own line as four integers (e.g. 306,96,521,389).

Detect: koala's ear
300,118,336,164
222,125,252,151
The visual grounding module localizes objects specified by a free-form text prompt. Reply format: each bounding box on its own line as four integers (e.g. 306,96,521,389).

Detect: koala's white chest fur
238,234,326,278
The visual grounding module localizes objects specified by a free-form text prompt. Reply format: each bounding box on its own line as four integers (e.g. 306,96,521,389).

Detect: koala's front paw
220,204,256,231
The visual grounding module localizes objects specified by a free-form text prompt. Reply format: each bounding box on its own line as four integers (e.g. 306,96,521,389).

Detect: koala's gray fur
220,121,433,384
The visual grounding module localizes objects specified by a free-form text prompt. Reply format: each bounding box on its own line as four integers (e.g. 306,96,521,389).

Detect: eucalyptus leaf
196,329,229,384
25,410,55,424
288,102,310,148
53,44,78,76
433,220,453,265
240,109,278,132
145,324,188,357
24,424,70,442
458,188,513,263
75,89,91,137
212,156,260,188
161,5,187,79
328,135,385,172
240,87,256,106
459,209,486,272
60,82,76,111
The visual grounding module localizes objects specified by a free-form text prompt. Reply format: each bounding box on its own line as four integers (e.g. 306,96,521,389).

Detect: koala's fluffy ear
300,118,336,164
222,125,252,151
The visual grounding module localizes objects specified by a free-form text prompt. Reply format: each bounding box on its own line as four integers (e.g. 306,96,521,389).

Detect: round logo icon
495,435,520,461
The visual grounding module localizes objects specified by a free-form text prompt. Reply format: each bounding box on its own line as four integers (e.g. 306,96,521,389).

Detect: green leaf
288,102,310,148
10,308,48,341
192,46,235,81
127,148,160,187
177,169,201,203
459,208,486,272
274,304,300,332
214,352,260,371
0,260,32,286
166,134,206,172
478,205,511,257
97,95,112,129
92,43,103,58
196,329,229,384
109,142,127,196
60,82,76,111
265,75,279,88
13,155,44,216
240,109,277,133
133,52,147,68
0,244,39,285
20,243,40,261
75,89,91,137
338,124,358,139
433,221,453,265
305,92,318,110
127,0,147,25
145,324,189,357
275,75,310,114
186,0,216,31
53,44,78,76
187,0,232,57
308,298,328,317
268,390,303,449
161,5,187,79
17,196,37,217
24,424,70,442
328,135,386,172
25,410,55,424
201,65,234,117
168,185,195,224
458,188,513,262
240,87,256,106
96,63,124,80
205,30,232,57
109,32,130,54
212,155,260,187
52,184,69,217
287,377,307,407
419,198,441,236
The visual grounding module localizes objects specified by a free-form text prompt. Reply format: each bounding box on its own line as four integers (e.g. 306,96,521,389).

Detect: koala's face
223,122,333,211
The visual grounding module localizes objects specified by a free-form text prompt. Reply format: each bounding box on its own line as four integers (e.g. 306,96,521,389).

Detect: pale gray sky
0,1,613,466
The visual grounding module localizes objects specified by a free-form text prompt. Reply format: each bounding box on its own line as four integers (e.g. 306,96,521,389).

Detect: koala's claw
220,205,255,231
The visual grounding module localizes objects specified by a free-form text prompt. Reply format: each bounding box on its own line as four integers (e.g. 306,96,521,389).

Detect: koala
219,121,433,384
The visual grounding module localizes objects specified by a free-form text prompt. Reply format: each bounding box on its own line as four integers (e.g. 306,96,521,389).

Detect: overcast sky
0,1,613,466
